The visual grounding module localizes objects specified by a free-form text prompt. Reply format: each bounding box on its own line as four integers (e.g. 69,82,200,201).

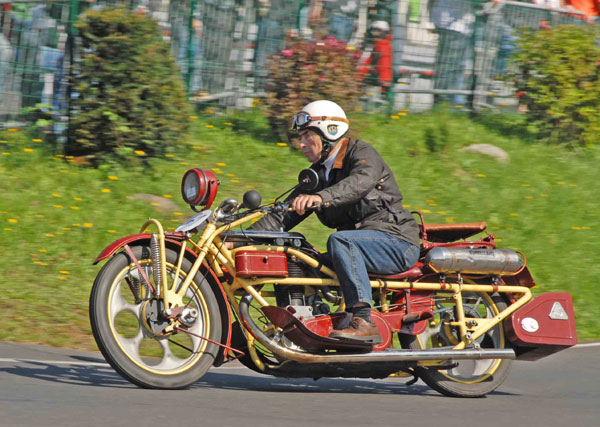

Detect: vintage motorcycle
90,167,577,397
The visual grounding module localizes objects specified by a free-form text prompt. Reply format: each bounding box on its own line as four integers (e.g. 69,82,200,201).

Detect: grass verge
1,108,598,349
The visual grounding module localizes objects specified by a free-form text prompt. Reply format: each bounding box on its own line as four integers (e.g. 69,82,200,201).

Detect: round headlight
181,168,219,208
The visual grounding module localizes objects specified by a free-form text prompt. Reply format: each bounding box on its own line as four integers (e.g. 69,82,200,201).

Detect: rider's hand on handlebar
292,194,323,215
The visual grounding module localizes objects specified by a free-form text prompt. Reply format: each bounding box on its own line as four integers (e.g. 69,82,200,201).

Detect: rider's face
298,130,322,164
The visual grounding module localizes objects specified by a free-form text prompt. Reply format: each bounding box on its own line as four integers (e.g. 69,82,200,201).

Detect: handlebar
216,200,322,225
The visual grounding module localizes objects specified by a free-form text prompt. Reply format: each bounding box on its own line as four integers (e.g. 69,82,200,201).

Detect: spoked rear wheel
400,291,512,397
90,245,221,389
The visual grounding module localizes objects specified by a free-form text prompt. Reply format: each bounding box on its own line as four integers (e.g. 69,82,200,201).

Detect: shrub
67,8,191,162
262,36,362,147
509,25,600,147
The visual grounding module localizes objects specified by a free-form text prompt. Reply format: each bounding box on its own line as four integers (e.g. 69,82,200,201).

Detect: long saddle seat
423,222,487,243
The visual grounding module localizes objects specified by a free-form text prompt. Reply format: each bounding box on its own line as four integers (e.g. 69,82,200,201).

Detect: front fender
94,233,152,265
93,233,233,366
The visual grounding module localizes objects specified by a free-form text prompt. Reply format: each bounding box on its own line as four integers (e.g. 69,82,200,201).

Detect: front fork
139,218,215,316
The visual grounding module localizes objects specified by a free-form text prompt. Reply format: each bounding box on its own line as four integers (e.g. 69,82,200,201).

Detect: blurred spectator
359,20,393,95
560,0,599,20
429,0,476,106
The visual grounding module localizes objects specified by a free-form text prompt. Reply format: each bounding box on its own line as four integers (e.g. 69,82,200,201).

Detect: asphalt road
1,341,598,427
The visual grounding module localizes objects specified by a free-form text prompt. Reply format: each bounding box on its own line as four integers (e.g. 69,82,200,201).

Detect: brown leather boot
329,317,382,344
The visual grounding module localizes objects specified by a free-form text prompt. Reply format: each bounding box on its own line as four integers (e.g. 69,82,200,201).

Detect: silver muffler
239,294,515,365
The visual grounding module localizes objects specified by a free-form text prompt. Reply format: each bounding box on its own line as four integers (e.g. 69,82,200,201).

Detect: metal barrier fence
0,0,589,124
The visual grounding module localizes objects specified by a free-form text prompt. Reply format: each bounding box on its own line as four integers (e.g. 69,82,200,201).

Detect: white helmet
291,100,350,143
371,20,390,32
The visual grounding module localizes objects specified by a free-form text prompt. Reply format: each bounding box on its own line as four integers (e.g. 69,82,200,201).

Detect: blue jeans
327,230,420,308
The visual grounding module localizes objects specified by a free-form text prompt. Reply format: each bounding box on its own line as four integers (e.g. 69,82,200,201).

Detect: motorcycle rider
251,100,420,343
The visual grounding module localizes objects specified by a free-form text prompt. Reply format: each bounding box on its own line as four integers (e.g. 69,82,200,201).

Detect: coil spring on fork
150,235,162,295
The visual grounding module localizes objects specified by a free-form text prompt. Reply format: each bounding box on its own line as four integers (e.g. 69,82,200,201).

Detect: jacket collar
332,138,350,169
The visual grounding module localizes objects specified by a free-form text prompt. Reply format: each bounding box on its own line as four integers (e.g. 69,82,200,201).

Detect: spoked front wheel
90,245,221,389
400,291,512,397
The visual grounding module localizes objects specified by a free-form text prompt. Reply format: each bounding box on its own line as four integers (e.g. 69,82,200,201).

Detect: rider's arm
248,188,313,232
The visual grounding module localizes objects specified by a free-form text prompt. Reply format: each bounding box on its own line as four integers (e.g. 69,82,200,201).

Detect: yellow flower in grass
46,233,55,237
24,148,34,152
2,152,10,156
180,162,189,166
4,227,12,231
277,142,287,147
163,194,173,198
189,115,198,119
582,226,591,230
83,223,94,228
571,227,581,230
216,162,227,167
53,205,64,208
7,218,18,223
58,276,68,281
509,213,519,217
445,217,454,223
224,122,232,126
107,229,117,233
39,249,47,253
524,196,533,200
173,212,184,216
212,168,223,174
390,115,399,119
231,179,239,183
51,193,61,197
134,150,146,156
32,138,42,143
108,175,118,181
59,270,70,275
70,206,80,210
74,197,83,201
165,154,174,158
101,188,111,193
476,174,486,178
205,124,214,128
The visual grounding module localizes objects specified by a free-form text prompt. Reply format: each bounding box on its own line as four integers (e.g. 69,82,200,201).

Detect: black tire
400,292,512,398
90,245,221,389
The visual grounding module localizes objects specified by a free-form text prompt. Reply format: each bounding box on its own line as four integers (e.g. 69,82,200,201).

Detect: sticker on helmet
327,124,338,135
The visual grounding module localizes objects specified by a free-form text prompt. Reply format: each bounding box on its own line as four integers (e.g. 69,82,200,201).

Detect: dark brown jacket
251,138,420,246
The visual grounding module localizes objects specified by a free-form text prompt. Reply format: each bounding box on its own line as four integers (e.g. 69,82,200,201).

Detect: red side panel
505,292,577,360
235,251,288,277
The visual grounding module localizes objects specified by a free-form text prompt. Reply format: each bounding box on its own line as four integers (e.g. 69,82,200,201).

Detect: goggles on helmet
291,112,349,131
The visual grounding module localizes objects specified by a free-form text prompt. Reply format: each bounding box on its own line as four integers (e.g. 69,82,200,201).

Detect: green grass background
1,108,598,349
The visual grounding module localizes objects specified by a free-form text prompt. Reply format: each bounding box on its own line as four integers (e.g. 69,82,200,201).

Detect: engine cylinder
425,247,523,275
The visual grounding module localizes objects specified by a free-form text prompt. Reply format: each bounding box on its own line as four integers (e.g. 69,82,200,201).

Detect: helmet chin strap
318,140,335,164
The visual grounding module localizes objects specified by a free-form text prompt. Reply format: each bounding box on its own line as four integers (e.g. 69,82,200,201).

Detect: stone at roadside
128,194,179,212
460,144,509,163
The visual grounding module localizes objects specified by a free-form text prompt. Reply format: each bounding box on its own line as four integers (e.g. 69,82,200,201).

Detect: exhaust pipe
239,294,515,364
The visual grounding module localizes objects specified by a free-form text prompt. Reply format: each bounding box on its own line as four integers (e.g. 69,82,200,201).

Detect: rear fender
94,233,233,366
